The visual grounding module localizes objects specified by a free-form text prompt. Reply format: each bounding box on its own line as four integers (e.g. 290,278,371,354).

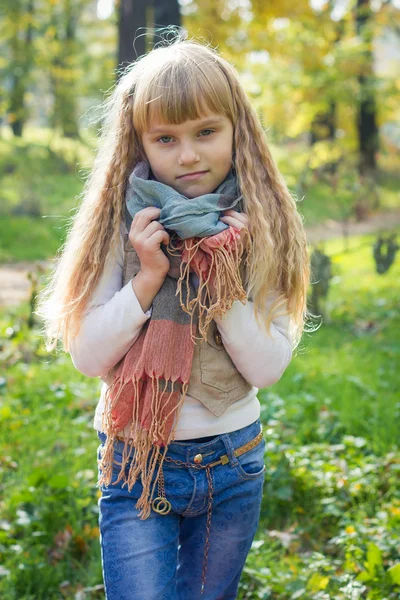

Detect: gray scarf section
125,161,242,238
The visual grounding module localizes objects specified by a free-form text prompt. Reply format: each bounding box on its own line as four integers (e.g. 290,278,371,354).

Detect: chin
186,184,216,198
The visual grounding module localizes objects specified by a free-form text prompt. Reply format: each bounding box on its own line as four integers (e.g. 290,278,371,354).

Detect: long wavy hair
36,37,311,352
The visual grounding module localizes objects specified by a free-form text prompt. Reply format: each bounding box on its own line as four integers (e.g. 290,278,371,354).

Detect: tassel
97,375,188,520
175,226,251,340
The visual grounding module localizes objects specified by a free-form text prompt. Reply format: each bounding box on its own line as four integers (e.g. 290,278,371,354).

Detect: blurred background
0,1,399,599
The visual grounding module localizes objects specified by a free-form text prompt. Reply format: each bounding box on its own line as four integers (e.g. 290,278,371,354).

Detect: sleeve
68,224,151,378
214,294,292,389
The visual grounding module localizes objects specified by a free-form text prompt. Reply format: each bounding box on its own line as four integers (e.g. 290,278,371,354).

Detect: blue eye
158,136,173,144
199,129,214,137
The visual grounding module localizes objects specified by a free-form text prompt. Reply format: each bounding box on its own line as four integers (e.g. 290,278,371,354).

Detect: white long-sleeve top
69,225,293,440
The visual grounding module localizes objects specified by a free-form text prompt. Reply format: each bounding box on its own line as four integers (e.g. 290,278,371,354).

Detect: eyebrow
147,117,223,135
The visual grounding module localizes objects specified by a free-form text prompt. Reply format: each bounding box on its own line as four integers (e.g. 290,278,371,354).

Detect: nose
177,141,199,166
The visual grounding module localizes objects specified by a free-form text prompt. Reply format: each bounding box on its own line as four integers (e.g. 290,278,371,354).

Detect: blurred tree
308,246,333,320
118,0,181,70
310,8,344,146
3,0,35,137
183,0,399,171
180,0,249,66
153,0,181,33
118,0,147,68
46,0,83,138
1,0,398,150
355,0,379,173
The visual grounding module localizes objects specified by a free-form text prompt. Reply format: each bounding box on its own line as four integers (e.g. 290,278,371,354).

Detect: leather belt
204,430,263,468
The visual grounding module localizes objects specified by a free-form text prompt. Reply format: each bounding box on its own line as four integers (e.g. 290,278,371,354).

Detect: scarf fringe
97,376,188,520
176,228,251,341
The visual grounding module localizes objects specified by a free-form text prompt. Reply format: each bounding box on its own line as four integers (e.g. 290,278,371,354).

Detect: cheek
217,146,233,172
215,134,233,168
143,148,163,173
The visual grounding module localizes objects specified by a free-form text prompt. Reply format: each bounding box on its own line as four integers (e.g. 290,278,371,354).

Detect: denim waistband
97,418,262,467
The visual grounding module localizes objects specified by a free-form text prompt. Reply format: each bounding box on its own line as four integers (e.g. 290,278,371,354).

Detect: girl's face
141,111,234,198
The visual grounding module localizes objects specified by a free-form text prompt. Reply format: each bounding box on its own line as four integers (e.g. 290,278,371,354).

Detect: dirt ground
1,209,399,307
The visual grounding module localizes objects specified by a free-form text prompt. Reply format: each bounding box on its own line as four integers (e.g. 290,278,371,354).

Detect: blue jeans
97,418,266,600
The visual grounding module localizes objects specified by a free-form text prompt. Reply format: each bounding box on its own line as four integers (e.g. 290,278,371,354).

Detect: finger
135,206,161,216
147,230,170,246
222,214,248,229
222,209,248,223
140,220,164,239
131,207,161,233
220,216,247,230
133,207,161,223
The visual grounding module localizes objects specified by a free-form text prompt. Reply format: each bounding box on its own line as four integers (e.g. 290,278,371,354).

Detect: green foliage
0,129,93,261
1,0,116,138
0,316,103,598
239,432,400,598
0,233,399,598
237,233,400,598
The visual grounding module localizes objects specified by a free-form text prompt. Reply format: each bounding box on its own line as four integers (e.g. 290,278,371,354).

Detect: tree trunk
356,0,379,174
118,0,147,72
153,0,181,31
117,0,182,73
149,0,182,50
9,78,26,137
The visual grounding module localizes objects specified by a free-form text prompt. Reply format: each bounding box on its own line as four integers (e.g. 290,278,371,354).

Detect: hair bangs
132,56,236,133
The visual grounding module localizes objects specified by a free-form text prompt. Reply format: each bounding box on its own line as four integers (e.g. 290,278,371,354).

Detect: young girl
37,38,310,600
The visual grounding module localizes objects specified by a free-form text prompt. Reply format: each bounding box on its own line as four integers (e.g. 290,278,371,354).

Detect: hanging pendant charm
152,460,171,514
152,497,172,514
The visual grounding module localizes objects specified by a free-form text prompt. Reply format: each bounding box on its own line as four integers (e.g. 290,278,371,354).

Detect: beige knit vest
121,235,253,417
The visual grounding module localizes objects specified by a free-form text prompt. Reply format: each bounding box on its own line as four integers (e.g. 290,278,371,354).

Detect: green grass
0,216,68,262
0,232,399,598
275,232,400,455
0,129,91,262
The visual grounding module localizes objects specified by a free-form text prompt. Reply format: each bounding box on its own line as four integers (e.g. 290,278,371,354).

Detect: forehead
132,59,236,135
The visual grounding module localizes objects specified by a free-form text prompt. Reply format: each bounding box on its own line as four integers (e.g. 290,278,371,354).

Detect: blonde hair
36,37,310,352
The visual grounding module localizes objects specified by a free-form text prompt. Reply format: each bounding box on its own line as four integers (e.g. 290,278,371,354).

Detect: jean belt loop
221,433,240,467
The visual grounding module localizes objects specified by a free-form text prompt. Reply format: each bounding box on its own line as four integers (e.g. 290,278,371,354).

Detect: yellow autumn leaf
307,572,330,591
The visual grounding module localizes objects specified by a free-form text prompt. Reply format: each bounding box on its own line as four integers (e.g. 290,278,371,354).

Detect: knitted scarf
97,161,250,518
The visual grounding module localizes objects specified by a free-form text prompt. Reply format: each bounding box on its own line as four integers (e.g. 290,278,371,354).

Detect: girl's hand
129,207,170,279
220,209,249,241
220,209,250,254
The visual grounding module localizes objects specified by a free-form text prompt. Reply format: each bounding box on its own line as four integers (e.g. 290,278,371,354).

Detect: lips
177,170,208,180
